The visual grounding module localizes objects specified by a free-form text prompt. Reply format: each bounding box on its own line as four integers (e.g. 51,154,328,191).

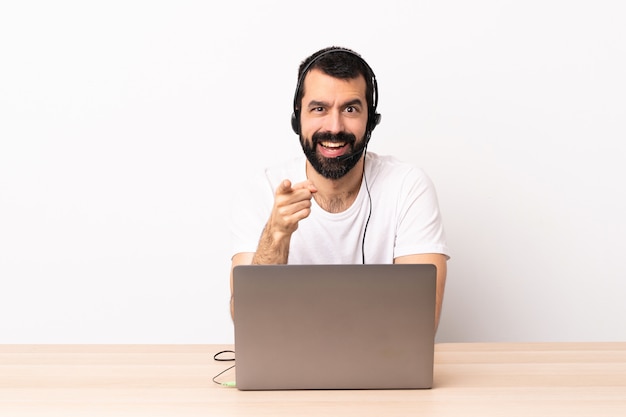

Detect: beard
300,131,368,180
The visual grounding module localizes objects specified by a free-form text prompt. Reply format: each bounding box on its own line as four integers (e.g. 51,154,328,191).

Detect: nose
322,110,344,133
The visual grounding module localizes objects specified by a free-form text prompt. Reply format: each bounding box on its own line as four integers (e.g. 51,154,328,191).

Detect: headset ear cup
374,112,381,127
368,112,381,133
291,112,300,135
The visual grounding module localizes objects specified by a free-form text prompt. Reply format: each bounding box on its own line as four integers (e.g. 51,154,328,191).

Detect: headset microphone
332,140,369,162
333,150,363,162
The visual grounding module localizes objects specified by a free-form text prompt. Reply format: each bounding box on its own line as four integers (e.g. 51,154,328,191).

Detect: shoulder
365,152,432,186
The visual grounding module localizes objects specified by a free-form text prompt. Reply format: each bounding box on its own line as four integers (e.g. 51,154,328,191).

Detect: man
230,46,450,329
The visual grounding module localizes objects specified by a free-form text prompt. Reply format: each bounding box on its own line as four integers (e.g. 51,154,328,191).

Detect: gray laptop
232,264,436,390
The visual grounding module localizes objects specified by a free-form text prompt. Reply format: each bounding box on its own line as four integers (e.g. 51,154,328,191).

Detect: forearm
251,223,291,265
434,262,447,333
394,253,447,333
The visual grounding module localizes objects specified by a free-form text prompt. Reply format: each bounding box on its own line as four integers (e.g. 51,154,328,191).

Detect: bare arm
230,252,254,320
229,179,317,319
394,253,447,333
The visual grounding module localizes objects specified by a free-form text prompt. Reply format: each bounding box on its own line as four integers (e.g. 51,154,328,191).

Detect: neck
306,159,364,213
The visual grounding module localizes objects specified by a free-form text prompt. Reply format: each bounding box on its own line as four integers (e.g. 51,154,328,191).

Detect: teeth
321,142,345,148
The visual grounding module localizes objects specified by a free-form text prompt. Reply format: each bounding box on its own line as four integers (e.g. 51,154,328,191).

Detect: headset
290,47,381,138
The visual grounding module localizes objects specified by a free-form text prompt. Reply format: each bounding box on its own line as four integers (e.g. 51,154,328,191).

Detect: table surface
1,342,625,416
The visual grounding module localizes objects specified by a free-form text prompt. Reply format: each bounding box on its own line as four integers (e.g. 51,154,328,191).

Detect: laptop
232,264,437,390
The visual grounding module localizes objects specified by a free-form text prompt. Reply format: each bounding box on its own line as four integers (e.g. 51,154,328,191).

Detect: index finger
276,179,293,195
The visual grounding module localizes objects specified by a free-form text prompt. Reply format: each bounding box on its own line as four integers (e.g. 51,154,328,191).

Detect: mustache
311,131,356,144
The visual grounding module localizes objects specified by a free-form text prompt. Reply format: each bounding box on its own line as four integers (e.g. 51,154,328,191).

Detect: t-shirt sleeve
393,167,450,259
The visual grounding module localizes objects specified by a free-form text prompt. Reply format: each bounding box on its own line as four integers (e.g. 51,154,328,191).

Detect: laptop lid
232,264,436,390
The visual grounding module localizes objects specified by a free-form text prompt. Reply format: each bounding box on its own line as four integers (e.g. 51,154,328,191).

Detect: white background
1,1,625,343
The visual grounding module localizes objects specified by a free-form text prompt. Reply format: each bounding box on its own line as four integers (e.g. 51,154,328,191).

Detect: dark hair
293,46,377,118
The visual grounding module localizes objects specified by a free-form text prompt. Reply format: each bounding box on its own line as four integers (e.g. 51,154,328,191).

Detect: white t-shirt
230,152,450,264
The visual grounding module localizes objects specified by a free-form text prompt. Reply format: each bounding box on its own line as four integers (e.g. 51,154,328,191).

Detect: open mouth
310,132,356,159
318,141,348,158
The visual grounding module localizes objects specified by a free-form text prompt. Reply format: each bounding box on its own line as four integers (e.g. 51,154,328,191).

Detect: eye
344,105,362,115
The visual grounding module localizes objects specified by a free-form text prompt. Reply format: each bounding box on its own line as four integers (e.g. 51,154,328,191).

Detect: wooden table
1,343,625,416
